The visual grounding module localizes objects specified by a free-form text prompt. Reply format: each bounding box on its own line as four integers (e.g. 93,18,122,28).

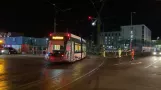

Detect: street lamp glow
91,19,97,26
92,22,96,26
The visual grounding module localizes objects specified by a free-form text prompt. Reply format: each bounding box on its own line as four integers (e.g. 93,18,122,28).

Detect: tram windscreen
48,40,65,53
49,40,64,56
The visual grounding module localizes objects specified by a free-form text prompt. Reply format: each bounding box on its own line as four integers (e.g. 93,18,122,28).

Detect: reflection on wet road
0,55,103,90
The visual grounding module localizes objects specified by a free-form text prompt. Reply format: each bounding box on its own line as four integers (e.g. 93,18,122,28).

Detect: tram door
66,41,72,62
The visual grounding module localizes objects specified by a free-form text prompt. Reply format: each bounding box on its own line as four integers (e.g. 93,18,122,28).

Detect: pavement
66,55,161,90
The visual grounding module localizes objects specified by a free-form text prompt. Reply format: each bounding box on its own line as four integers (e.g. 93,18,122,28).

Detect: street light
89,0,106,46
92,19,97,26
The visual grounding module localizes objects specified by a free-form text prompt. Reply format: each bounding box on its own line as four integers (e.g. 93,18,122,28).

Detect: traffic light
49,33,52,36
88,16,92,20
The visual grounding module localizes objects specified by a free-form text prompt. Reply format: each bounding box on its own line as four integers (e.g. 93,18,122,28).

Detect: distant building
0,32,23,37
100,31,121,49
121,24,151,44
121,24,151,51
10,32,24,37
100,24,152,51
4,36,48,54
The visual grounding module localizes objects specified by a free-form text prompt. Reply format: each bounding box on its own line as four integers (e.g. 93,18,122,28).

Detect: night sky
0,0,161,39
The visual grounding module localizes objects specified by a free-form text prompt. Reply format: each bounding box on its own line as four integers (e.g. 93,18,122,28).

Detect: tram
45,33,86,63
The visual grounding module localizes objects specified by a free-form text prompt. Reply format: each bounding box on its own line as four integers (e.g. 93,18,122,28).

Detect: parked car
1,47,18,54
152,50,161,56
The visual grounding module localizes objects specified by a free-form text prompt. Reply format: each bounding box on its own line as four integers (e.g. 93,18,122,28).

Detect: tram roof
51,32,86,43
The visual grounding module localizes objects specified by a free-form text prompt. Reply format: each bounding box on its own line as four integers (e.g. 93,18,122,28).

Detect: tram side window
75,43,81,53
82,44,86,52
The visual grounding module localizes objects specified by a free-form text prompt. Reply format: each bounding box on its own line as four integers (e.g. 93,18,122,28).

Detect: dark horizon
0,0,161,39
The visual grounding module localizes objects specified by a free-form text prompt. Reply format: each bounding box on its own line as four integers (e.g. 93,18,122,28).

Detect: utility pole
89,0,106,56
47,1,71,33
54,4,57,33
89,0,106,49
130,12,136,50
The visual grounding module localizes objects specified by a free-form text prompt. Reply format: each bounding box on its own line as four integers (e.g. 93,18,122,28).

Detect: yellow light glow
52,36,64,40
0,40,3,43
0,59,8,90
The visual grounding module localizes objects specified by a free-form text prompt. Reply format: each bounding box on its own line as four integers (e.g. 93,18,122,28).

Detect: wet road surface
0,55,104,90
67,55,161,90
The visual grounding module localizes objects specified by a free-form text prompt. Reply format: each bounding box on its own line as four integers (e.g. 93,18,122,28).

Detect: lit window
13,38,15,41
131,31,133,34
105,40,107,43
75,43,81,53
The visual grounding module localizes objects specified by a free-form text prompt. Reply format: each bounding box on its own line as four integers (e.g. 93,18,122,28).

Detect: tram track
14,57,102,90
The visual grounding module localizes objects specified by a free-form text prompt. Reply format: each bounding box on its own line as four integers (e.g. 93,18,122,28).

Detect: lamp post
89,0,106,47
130,12,136,50
156,37,160,49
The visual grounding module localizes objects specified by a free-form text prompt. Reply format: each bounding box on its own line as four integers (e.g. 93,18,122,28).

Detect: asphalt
66,55,161,90
0,55,103,90
0,54,159,90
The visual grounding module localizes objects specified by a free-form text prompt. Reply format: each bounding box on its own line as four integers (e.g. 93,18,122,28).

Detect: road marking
145,60,160,68
55,60,105,90
114,63,123,65
131,62,142,65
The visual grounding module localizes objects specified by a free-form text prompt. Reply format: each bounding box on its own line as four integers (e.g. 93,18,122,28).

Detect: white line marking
55,60,105,90
145,60,160,68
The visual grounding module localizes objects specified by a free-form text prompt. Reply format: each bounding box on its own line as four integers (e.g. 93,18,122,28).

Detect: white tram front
45,33,86,63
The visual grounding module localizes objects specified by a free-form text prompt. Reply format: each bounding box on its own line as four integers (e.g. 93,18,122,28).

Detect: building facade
4,36,48,54
100,24,152,51
100,31,121,50
121,24,151,43
121,24,151,51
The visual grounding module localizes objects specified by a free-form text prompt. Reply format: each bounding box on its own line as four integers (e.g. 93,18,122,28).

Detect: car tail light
61,54,64,57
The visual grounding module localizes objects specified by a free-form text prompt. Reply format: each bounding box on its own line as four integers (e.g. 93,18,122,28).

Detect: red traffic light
49,33,52,36
88,16,92,20
66,33,71,37
67,34,70,37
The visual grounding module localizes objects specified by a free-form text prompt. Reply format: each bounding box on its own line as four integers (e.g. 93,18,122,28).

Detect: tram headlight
159,52,161,55
153,52,156,55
